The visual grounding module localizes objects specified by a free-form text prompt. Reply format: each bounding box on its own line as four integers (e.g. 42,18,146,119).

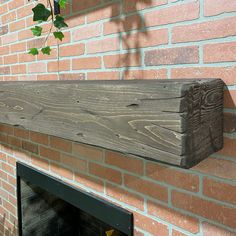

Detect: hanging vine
28,0,68,55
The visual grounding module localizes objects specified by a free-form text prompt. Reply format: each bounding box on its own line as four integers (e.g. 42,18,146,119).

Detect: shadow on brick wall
61,0,152,77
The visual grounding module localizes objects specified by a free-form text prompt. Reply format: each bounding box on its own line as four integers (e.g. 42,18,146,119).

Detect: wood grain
0,79,224,168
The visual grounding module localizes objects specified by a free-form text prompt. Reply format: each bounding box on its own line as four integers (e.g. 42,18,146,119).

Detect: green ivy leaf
59,0,67,9
54,15,68,29
53,31,64,41
41,46,51,55
32,4,51,22
31,26,43,37
28,48,39,55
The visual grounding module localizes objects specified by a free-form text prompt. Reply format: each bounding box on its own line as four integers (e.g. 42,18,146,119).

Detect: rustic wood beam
0,79,224,168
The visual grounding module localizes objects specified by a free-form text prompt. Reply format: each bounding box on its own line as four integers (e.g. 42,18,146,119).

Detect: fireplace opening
17,162,133,236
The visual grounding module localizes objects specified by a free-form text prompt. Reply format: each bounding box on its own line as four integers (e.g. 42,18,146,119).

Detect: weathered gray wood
0,79,224,168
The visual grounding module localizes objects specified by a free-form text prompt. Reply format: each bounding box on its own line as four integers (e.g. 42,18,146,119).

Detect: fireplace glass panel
17,162,133,236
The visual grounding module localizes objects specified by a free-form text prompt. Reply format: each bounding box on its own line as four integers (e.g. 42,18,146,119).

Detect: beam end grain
0,79,224,168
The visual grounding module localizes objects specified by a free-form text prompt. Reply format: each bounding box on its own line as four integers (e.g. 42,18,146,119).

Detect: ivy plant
29,0,68,56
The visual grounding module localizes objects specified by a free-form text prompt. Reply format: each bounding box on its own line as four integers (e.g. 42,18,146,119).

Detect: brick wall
0,0,236,235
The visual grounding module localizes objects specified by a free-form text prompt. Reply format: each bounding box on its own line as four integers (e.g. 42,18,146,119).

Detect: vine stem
43,0,54,47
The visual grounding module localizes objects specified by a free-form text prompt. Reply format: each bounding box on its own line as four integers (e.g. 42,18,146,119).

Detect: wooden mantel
0,79,224,168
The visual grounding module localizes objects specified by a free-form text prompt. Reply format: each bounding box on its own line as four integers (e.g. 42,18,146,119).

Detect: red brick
87,37,120,54
204,0,236,16
39,146,60,162
72,24,101,41
204,42,236,63
124,174,168,202
30,131,49,145
3,55,18,65
9,19,25,32
0,170,7,182
37,74,58,81
1,11,16,24
105,151,144,175
172,190,236,228
89,162,122,184
193,157,236,181
0,66,10,75
2,181,15,196
218,137,236,157
72,57,101,70
72,143,103,162
203,177,236,205
8,175,16,190
122,28,168,49
66,15,85,28
31,155,49,171
18,29,32,40
202,222,236,236
7,155,16,167
50,136,72,153
0,46,9,56
104,14,142,35
0,188,8,201
87,71,120,80
75,172,104,193
172,16,236,43
124,0,167,13
48,60,70,72
10,42,26,53
106,183,144,210
72,0,100,12
148,201,199,233
134,212,169,236
8,0,24,10
26,15,35,27
7,136,21,148
146,162,199,192
11,64,26,74
59,44,85,57
87,3,120,23
51,163,73,180
224,90,236,109
145,46,199,66
223,113,236,133
104,52,141,68
22,141,38,154
2,199,16,216
28,62,46,73
61,153,87,172
1,33,18,45
0,133,7,143
145,1,199,27
171,67,236,86
124,69,167,80
8,195,16,208
59,73,85,80
0,152,7,161
14,127,29,139
172,230,188,236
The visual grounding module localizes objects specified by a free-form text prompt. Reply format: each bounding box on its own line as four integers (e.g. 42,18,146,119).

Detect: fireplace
16,162,133,236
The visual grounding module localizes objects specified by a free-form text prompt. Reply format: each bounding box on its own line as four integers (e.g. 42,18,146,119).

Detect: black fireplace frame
17,162,133,236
